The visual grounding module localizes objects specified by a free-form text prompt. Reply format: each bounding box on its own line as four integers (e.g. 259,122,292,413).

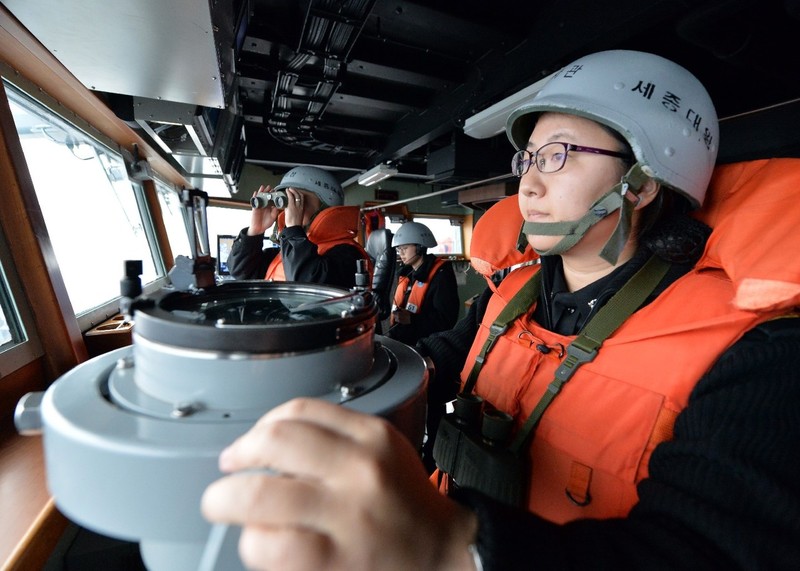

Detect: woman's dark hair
599,123,692,241
635,187,692,242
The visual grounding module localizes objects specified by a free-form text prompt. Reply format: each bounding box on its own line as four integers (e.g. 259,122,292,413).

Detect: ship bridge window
0,227,42,376
157,183,253,264
385,215,466,257
0,273,19,351
206,203,252,261
4,81,163,318
155,179,193,259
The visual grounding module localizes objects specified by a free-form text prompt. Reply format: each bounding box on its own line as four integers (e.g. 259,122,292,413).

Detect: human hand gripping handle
201,398,480,571
247,185,279,236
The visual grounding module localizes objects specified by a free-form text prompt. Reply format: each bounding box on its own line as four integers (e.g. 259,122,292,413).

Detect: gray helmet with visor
505,50,718,263
392,222,438,248
274,166,344,207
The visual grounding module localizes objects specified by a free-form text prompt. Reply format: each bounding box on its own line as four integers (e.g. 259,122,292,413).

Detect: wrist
437,504,480,571
468,543,484,571
280,225,306,239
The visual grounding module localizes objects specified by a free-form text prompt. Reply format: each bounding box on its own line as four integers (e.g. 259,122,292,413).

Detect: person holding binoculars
227,165,370,288
203,51,800,571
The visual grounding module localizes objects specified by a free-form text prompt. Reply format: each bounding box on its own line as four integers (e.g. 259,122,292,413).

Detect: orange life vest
265,205,371,281
392,257,446,318
438,159,800,523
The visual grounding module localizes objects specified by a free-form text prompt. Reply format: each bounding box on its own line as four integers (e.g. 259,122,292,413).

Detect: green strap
508,255,670,453
462,270,543,395
521,164,652,265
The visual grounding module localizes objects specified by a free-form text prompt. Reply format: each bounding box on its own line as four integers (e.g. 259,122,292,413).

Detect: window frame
154,176,194,261
385,213,469,258
0,224,43,377
2,78,172,332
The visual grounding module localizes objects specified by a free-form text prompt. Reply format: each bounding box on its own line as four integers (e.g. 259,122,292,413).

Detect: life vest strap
462,273,543,394
506,254,671,453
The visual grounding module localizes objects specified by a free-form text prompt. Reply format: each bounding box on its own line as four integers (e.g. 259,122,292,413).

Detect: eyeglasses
511,142,632,176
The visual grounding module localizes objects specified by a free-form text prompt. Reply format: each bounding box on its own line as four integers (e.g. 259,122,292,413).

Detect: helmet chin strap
405,254,421,267
519,163,650,265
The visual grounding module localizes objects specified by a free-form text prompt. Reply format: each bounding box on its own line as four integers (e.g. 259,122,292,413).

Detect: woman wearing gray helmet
203,51,800,571
386,221,459,347
226,165,370,288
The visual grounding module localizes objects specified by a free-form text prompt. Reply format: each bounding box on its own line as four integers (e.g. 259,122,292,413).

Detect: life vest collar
692,159,800,312
469,158,800,314
275,206,360,243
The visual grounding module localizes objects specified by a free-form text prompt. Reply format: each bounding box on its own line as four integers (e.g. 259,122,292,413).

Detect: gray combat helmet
506,50,718,209
392,222,437,248
274,165,344,207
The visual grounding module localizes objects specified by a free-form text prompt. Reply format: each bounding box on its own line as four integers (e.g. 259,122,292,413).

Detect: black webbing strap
508,255,670,453
462,270,543,394
398,280,413,309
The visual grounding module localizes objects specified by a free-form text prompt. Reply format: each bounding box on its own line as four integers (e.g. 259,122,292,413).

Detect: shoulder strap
398,276,414,308
508,255,670,453
462,269,543,394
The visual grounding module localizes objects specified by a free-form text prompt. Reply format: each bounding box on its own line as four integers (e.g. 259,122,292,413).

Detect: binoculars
432,393,527,508
250,189,289,209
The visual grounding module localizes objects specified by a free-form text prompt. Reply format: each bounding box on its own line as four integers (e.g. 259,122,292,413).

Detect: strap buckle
554,341,597,382
489,323,508,338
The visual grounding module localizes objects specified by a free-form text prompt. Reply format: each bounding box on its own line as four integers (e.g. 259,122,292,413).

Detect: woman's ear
634,178,661,210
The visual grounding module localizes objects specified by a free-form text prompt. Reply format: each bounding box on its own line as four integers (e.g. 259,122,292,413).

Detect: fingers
218,402,378,482
202,398,481,571
254,398,376,438
240,399,405,470
238,526,334,571
201,470,328,529
284,187,302,202
283,188,304,227
202,475,340,571
247,184,279,234
216,399,435,517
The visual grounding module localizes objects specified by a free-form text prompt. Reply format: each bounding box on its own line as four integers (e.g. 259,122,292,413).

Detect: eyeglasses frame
512,142,632,177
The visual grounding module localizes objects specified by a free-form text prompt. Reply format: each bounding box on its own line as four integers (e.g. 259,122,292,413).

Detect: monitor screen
216,234,236,275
